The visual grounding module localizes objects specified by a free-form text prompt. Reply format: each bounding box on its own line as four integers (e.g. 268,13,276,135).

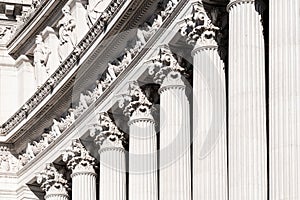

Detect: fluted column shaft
128,114,158,200
192,45,227,200
71,166,97,200
99,148,126,200
159,72,191,200
270,1,300,199
227,0,267,199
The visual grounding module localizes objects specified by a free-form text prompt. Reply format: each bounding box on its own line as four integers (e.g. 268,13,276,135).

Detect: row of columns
35,45,193,200
35,0,300,199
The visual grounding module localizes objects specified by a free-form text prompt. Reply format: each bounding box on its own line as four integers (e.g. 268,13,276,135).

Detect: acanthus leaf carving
89,112,126,149
180,3,220,47
148,45,184,85
118,81,152,118
36,163,69,194
62,139,96,172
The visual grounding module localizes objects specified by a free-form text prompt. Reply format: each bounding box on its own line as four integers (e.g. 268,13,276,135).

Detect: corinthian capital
62,139,96,172
89,112,126,149
148,45,184,85
180,3,219,47
36,163,69,194
118,81,153,118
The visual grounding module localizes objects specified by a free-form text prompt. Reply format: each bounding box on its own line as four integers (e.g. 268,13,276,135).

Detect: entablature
0,2,229,198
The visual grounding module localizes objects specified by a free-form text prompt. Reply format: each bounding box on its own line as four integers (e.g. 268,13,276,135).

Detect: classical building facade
0,0,298,199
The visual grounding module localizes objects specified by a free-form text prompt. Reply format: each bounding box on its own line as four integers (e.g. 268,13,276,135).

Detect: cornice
12,1,188,183
7,0,67,58
13,0,164,175
0,0,129,139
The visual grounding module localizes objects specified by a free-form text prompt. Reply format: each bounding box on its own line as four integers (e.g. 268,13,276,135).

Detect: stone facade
0,0,299,200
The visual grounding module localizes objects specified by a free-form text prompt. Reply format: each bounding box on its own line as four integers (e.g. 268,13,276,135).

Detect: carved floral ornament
148,45,184,85
36,163,69,194
89,112,126,149
180,3,220,47
62,139,96,171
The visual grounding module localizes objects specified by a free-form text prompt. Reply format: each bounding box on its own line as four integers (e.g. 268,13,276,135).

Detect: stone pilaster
89,112,126,200
227,0,267,199
180,3,227,200
269,0,300,199
119,81,158,200
148,45,191,200
62,139,96,200
36,163,69,200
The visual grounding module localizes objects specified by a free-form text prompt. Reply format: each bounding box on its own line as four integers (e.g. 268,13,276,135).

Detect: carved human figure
33,35,51,88
93,80,104,97
57,5,76,62
32,0,42,9
0,147,10,172
86,0,111,27
136,22,152,47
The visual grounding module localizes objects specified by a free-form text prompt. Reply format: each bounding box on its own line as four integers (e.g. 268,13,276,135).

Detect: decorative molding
3,0,180,172
62,139,96,172
36,163,69,194
89,112,126,150
20,0,47,23
0,0,128,136
226,0,255,12
226,0,265,14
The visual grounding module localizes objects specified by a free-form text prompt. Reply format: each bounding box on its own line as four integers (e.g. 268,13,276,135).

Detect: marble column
36,163,69,200
227,0,267,199
119,81,158,200
148,45,191,200
62,139,97,200
90,112,126,200
269,1,300,199
99,142,126,200
180,4,227,200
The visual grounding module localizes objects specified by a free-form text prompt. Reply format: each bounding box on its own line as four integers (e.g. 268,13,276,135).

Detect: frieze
3,0,179,171
0,0,128,136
